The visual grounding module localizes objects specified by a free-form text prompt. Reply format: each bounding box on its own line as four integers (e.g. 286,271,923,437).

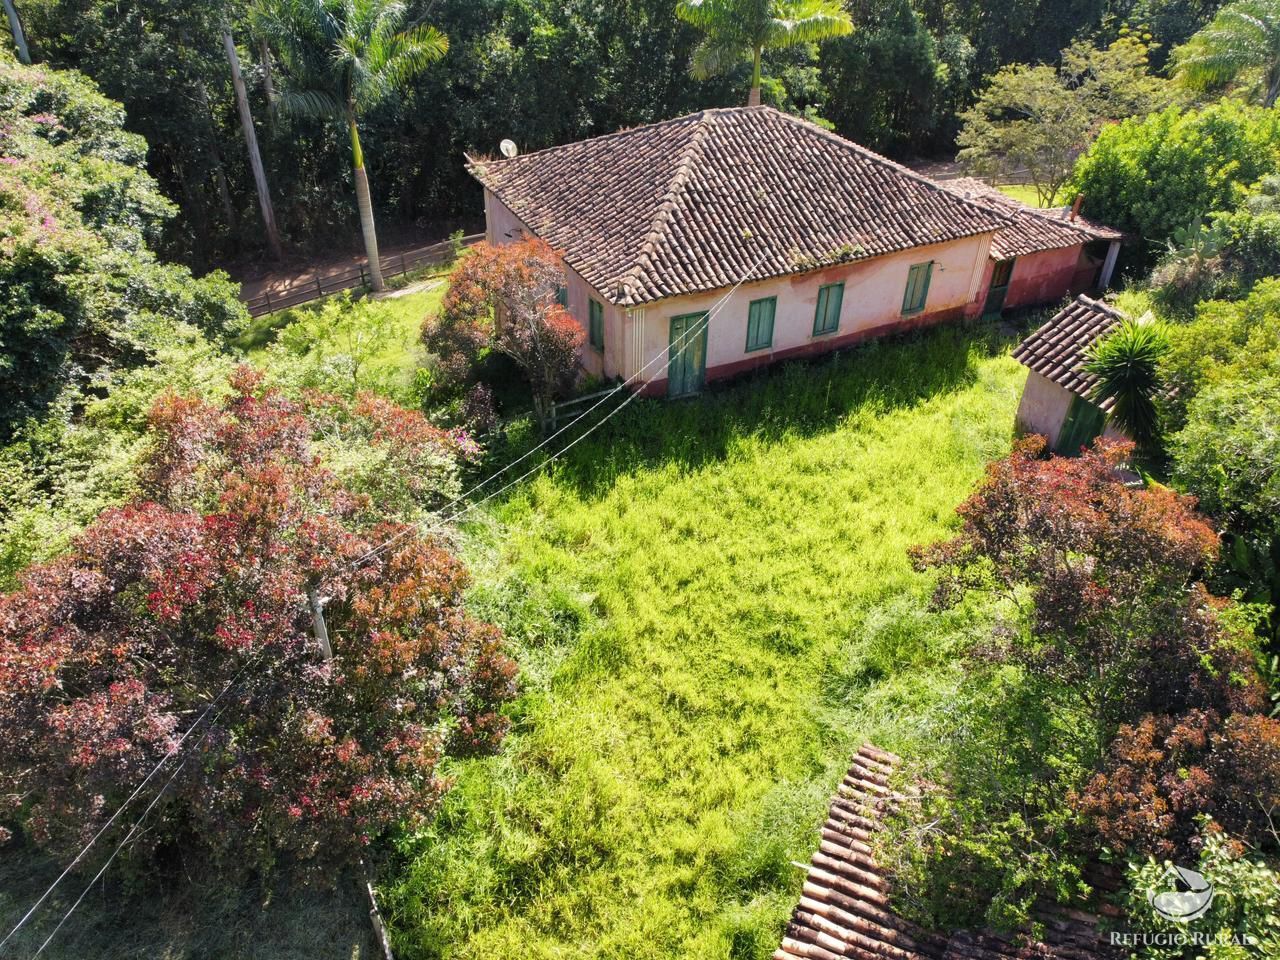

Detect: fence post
264,290,274,316
315,276,324,298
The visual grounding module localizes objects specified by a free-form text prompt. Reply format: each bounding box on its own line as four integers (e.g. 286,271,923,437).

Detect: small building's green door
1055,394,1107,455
983,258,1015,318
668,312,708,397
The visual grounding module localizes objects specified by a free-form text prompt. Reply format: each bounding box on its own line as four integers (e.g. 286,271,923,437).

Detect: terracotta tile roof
468,107,1009,306
775,744,1120,960
1012,295,1128,411
943,179,1122,260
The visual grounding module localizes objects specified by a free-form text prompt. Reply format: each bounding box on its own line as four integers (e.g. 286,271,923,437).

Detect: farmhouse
774,744,1117,960
1013,295,1130,453
467,106,1122,396
943,178,1124,316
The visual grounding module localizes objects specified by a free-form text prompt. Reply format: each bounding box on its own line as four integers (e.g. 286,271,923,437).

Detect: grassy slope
996,183,1050,208
238,277,449,403
386,325,1026,959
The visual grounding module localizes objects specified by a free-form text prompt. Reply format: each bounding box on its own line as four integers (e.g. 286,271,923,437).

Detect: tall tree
675,0,853,106
1172,0,1280,107
222,24,283,261
256,0,448,291
958,36,1171,205
2,0,29,63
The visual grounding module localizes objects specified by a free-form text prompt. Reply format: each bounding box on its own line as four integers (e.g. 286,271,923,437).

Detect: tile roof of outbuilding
467,107,1010,306
943,178,1123,260
1012,295,1129,411
775,743,1120,960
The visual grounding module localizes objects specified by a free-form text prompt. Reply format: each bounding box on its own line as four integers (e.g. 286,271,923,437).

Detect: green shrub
0,59,245,441
1122,823,1280,959
1069,100,1280,271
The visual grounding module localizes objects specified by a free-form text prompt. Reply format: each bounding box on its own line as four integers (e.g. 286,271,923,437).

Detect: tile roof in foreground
467,107,1010,306
943,178,1123,261
1013,295,1128,411
775,743,1120,960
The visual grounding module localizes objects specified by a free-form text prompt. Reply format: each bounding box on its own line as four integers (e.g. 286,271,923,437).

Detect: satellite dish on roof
499,139,519,158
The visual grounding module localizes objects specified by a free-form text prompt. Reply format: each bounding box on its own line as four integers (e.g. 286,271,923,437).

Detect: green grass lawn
236,274,450,405
996,183,1051,207
384,324,1027,959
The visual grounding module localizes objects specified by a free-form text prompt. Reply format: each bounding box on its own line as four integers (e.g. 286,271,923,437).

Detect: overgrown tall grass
384,324,1026,959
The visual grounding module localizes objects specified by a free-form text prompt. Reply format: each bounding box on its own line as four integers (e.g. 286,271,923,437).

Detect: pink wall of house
974,244,1106,315
485,188,995,394
1015,370,1127,450
1003,245,1085,310
484,189,623,379
621,232,994,394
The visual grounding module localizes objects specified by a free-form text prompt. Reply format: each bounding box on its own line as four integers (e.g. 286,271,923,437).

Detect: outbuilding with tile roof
1012,295,1130,454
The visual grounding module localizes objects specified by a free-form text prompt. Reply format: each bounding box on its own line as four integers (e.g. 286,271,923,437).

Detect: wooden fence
243,232,484,317
545,383,627,432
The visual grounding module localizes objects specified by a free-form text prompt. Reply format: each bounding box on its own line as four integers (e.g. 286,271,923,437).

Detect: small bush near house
422,239,583,429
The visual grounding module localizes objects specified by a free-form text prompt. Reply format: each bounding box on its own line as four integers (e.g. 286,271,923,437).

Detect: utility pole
3,0,31,64
304,582,394,960
222,24,284,261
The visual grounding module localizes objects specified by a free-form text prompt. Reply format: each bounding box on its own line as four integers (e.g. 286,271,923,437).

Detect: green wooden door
1055,394,1107,455
668,312,708,397
983,259,1015,318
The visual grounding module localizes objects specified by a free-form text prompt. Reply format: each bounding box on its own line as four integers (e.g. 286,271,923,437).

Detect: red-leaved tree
424,239,584,428
0,368,516,873
913,436,1279,858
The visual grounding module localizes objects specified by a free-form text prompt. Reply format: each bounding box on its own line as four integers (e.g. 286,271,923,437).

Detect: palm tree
255,0,447,290
675,0,854,106
1083,317,1170,448
1171,0,1280,107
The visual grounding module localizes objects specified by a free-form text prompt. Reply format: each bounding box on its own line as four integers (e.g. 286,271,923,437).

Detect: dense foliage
423,239,583,428
0,369,513,871
957,35,1171,204
892,438,1276,929
10,0,1229,264
1068,99,1280,269
0,57,244,440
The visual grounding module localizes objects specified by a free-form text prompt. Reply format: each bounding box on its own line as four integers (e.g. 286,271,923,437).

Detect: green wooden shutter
556,285,568,307
813,282,844,335
902,262,933,315
746,297,776,351
589,299,604,350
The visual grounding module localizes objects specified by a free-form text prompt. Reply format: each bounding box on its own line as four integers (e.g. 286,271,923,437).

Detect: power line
0,661,254,953
346,251,766,572
29,692,238,959
349,250,769,570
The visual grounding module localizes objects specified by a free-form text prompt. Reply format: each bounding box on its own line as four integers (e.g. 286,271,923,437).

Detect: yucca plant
254,0,448,291
1171,0,1280,107
1084,318,1170,448
675,0,854,106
